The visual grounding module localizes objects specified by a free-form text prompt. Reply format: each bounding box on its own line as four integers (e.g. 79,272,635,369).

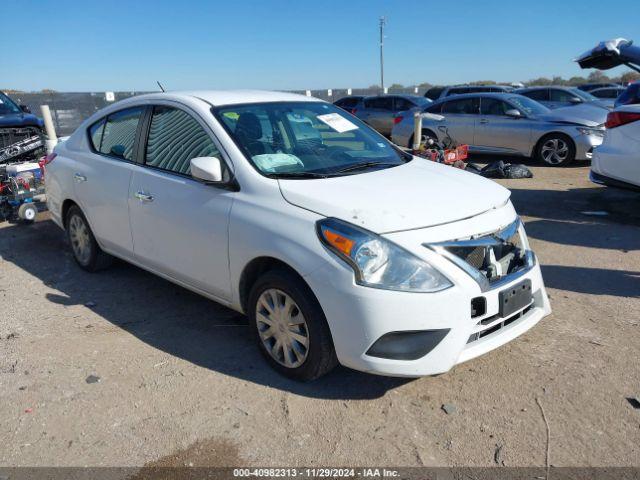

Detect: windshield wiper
332,161,401,174
266,171,332,179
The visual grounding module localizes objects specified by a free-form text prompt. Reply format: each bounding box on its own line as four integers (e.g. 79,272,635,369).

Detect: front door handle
74,173,87,183
134,191,154,203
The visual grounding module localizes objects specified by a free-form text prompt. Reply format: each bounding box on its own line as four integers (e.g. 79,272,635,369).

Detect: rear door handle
74,173,87,183
134,191,154,203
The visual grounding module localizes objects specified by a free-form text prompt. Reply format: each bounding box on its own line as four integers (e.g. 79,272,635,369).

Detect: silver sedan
391,93,605,166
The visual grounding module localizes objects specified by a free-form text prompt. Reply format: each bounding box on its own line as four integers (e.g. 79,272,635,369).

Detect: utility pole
379,16,386,94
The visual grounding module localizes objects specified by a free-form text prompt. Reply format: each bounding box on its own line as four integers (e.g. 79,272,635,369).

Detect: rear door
72,106,144,258
128,103,235,300
438,97,480,145
360,96,394,135
475,97,533,154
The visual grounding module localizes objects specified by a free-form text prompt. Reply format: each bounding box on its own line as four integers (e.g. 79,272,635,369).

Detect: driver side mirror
569,97,583,104
505,109,522,118
20,105,31,113
191,156,223,183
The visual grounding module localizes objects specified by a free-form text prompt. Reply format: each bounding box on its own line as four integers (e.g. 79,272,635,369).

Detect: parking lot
0,159,639,468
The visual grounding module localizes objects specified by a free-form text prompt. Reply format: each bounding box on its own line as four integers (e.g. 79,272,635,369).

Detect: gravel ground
0,161,639,468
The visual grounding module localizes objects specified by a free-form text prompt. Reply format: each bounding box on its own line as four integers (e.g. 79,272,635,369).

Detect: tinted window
521,89,549,101
615,83,640,107
446,87,469,96
425,103,443,114
442,97,479,114
0,92,21,115
549,89,579,102
336,97,360,108
480,98,511,116
89,119,105,151
99,107,144,160
145,106,219,176
364,97,393,110
393,98,414,111
424,87,445,100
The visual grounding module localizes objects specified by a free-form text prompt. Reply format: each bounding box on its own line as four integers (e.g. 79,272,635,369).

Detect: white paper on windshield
317,113,358,133
252,153,304,172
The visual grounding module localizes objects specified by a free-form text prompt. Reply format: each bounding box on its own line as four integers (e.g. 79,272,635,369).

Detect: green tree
588,71,610,82
620,71,640,84
388,83,405,90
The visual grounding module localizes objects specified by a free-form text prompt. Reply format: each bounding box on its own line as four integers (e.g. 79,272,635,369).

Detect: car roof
517,85,578,91
430,92,517,104
127,89,323,107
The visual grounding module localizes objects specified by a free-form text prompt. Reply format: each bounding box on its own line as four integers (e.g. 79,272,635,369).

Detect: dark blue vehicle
0,91,45,164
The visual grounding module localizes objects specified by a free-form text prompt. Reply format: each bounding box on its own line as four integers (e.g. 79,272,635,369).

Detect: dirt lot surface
1,161,639,469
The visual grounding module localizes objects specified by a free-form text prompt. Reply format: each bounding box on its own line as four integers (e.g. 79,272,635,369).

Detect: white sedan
45,90,550,380
591,105,640,190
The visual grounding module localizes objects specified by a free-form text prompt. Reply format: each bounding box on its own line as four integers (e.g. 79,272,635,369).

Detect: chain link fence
12,88,427,136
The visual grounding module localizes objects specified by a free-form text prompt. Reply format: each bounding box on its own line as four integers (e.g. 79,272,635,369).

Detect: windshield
571,88,599,101
0,92,22,115
214,102,409,178
508,95,550,116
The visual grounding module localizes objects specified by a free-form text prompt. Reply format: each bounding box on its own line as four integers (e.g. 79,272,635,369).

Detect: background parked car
391,92,605,166
1,91,45,163
333,95,366,114
590,105,640,190
351,94,431,136
424,84,513,101
577,82,620,92
515,86,611,110
614,81,640,108
589,86,626,107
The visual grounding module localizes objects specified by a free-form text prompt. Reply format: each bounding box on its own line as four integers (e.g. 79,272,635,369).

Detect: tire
248,269,338,381
65,205,114,272
17,203,37,224
408,129,438,149
536,133,576,167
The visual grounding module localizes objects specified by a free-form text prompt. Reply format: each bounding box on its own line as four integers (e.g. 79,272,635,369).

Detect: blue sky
3,0,638,92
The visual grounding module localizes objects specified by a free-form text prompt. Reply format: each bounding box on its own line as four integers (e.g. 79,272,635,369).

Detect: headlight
577,127,605,138
317,218,453,293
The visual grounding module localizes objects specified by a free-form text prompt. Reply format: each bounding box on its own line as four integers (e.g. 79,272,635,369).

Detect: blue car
0,91,45,163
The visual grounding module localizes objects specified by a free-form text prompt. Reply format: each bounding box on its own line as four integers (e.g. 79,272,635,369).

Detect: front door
128,105,235,300
475,98,533,155
438,97,480,146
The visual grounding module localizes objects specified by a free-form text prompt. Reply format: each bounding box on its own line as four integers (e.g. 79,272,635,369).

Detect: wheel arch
531,131,576,158
238,256,311,315
61,199,80,229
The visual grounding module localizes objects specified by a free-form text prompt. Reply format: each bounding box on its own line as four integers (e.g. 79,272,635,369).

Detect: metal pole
413,112,423,151
379,16,386,94
40,105,58,154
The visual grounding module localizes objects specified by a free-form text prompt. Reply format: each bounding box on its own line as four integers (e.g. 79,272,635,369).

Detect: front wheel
536,134,576,166
248,269,337,381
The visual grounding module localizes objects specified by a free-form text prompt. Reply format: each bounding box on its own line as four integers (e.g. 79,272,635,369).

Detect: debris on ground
466,161,533,179
5,332,18,340
627,397,640,409
84,301,97,308
85,375,101,384
494,443,504,465
24,408,33,414
441,403,457,415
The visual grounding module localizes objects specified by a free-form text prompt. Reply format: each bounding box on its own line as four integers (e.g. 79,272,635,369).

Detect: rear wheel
17,203,37,224
66,205,113,272
536,134,576,166
248,269,337,381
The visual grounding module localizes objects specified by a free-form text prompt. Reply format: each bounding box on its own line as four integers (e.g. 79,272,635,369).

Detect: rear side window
522,89,549,101
446,88,469,96
549,89,578,102
98,107,144,160
364,97,393,110
393,98,414,111
336,97,359,108
424,87,444,100
145,106,220,176
89,119,105,151
442,97,479,114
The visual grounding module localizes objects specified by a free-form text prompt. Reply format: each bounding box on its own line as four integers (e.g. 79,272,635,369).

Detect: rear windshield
214,102,408,178
424,87,444,100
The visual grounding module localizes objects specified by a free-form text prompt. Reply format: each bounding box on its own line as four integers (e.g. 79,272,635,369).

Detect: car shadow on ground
540,264,639,298
1,219,410,400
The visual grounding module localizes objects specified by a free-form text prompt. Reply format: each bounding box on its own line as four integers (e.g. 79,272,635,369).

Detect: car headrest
236,113,263,141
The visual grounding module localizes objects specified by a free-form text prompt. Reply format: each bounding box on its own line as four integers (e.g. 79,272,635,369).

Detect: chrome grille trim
424,218,535,292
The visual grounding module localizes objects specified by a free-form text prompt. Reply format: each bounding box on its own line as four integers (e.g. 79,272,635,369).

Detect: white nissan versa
45,90,551,380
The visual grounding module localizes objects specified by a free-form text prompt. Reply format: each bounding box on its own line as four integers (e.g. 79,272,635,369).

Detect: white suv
45,90,551,380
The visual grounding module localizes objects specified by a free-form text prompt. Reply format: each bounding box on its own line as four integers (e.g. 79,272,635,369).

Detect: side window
338,98,359,108
99,107,144,160
549,89,576,102
89,118,105,151
447,88,468,96
480,98,510,116
442,97,479,114
425,103,442,114
145,106,220,176
365,97,393,110
393,98,413,111
522,89,548,101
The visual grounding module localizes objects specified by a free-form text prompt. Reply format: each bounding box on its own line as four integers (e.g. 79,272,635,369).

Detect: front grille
467,304,533,344
0,127,44,163
427,219,533,291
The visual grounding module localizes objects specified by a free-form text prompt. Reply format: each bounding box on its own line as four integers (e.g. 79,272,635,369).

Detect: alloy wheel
541,138,569,165
255,289,309,368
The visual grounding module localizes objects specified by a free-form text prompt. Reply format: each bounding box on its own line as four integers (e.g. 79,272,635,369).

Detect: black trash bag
465,161,533,179
503,163,533,179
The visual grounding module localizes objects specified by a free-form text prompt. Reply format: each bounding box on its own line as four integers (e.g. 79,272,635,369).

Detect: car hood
536,104,607,127
0,112,44,128
278,159,511,234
